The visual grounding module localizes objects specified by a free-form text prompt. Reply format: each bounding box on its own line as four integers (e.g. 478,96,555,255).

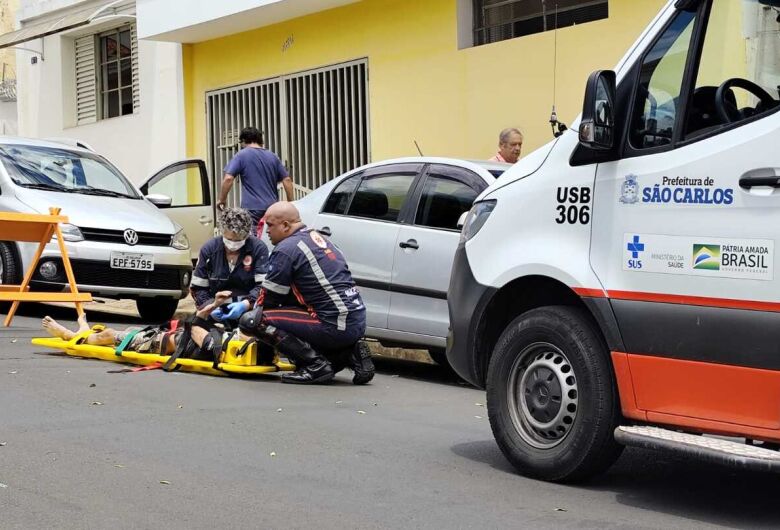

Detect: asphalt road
2,304,780,529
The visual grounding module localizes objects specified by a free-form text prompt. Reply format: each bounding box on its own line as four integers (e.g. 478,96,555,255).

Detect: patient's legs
42,315,118,346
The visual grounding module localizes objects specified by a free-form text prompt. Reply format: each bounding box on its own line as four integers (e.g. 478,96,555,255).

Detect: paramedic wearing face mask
190,208,269,322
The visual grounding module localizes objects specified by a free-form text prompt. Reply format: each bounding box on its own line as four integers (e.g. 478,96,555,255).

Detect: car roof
0,135,94,154
351,156,510,182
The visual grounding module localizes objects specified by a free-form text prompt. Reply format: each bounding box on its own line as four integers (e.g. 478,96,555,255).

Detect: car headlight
459,200,497,244
58,223,84,242
171,228,190,250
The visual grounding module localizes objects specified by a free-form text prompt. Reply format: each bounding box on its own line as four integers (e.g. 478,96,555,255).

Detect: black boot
238,310,334,384
350,340,375,385
277,334,334,385
282,357,335,384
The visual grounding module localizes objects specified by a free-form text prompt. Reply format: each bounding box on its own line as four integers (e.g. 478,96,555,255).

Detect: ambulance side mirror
579,70,616,151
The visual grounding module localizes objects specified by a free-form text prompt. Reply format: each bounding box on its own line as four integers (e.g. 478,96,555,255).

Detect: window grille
206,59,370,203
473,0,608,46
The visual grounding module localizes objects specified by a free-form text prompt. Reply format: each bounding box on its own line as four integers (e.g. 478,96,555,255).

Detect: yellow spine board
31,337,296,376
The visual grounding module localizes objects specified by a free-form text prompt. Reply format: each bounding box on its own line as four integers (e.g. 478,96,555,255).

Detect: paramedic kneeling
239,202,374,385
190,207,269,322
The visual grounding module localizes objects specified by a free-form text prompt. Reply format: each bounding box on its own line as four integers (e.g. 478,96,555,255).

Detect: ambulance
447,0,780,481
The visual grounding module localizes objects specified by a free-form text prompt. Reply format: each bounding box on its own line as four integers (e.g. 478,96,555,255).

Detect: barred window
207,59,369,203
474,0,608,46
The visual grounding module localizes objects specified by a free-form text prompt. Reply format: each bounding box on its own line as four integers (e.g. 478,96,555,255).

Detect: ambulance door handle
199,216,213,225
739,171,780,189
318,226,332,237
399,239,419,250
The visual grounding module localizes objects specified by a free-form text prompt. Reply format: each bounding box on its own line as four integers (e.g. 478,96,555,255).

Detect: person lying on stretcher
42,290,238,361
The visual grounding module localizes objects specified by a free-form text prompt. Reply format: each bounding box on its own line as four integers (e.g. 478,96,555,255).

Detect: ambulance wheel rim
507,342,578,449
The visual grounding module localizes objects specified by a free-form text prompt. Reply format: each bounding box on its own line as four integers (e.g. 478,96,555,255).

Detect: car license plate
110,252,154,271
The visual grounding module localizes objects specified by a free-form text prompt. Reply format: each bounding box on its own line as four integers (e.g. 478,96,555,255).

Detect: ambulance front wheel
136,297,179,324
486,306,623,483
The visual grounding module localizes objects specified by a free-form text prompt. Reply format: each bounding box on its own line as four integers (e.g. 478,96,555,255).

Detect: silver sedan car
292,157,508,365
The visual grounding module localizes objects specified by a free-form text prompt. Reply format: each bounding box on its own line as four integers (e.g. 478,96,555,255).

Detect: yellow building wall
184,0,666,167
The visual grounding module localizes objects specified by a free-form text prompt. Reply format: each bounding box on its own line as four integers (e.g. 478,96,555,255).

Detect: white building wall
136,0,359,42
14,0,185,184
0,100,16,134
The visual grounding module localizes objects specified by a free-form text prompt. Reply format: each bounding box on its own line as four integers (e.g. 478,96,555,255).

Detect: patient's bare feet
76,314,89,333
42,316,76,340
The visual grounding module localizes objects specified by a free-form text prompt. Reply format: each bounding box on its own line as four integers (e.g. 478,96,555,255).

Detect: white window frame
74,22,139,126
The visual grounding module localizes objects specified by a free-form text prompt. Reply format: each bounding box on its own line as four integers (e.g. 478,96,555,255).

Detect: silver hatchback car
293,157,508,365
0,137,193,322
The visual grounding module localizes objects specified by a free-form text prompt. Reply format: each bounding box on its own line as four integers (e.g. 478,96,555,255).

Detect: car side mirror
579,70,616,151
146,193,172,208
456,211,469,230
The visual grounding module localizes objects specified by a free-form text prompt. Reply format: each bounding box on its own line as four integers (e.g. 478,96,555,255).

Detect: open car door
140,159,214,262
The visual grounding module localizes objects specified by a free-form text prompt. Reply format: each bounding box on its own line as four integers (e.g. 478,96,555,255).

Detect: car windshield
0,144,139,198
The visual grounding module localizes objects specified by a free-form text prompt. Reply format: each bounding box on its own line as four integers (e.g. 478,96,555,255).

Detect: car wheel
427,347,449,366
0,242,20,285
0,242,20,311
486,306,623,483
136,298,180,323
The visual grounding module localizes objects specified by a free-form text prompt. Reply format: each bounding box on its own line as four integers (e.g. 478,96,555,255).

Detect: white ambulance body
447,0,780,481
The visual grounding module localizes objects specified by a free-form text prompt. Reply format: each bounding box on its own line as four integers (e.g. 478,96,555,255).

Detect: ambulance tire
136,297,179,324
486,305,622,483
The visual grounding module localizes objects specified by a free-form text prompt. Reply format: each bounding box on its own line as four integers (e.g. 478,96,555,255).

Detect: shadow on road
591,446,780,527
373,356,473,388
451,438,780,527
450,439,518,475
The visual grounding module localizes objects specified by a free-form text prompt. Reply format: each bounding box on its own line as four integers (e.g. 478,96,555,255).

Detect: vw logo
123,229,139,246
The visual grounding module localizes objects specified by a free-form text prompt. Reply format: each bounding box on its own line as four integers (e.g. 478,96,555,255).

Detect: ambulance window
684,1,780,139
629,10,697,150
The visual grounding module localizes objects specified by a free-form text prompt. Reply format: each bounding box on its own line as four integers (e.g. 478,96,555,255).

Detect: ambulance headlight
171,227,190,250
460,200,496,243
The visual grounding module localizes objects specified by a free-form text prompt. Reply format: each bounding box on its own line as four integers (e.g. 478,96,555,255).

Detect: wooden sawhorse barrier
0,207,92,326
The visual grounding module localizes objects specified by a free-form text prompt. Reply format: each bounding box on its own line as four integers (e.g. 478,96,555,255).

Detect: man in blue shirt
217,127,294,235
238,202,374,385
